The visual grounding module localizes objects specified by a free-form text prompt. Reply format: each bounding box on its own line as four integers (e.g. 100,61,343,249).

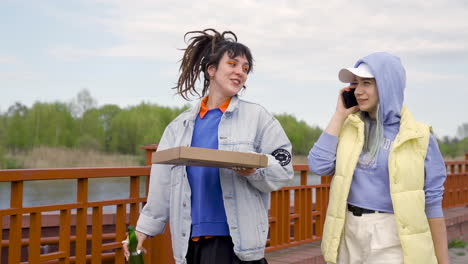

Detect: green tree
457,137,468,157
75,108,105,150
5,102,30,149
107,103,186,154
456,123,468,140
70,89,98,118
0,111,6,166
275,114,322,155
18,102,76,148
437,136,468,159
98,104,122,151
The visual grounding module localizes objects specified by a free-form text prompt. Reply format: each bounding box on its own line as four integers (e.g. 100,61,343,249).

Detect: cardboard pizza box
151,146,268,168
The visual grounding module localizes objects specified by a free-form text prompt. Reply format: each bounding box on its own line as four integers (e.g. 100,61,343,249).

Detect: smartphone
341,86,358,108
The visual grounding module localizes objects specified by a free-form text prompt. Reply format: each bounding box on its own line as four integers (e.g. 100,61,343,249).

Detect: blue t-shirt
186,108,229,237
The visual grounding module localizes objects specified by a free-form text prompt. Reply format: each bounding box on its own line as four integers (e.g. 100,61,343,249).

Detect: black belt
347,204,387,217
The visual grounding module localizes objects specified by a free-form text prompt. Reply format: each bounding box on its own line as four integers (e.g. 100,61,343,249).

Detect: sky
1,0,467,138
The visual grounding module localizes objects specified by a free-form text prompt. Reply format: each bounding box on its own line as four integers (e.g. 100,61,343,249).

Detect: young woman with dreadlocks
123,29,294,264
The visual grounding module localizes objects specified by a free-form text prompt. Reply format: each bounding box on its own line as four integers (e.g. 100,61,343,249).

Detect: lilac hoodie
308,52,446,218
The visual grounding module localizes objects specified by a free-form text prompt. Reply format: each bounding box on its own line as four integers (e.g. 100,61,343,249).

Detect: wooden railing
442,153,468,209
266,165,330,252
0,167,151,263
1,151,467,263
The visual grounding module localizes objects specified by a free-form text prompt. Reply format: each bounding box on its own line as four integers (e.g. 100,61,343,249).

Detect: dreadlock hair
174,28,253,101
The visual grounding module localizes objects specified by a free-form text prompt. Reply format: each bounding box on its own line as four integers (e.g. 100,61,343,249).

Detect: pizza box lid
151,146,268,168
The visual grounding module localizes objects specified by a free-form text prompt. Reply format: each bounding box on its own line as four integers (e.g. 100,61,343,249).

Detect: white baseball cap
338,63,374,83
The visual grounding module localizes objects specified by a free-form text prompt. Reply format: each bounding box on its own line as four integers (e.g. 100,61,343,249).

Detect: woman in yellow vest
308,52,448,263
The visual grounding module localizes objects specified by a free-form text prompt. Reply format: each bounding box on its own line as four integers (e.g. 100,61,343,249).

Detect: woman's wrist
136,231,148,240
333,111,348,122
325,112,347,136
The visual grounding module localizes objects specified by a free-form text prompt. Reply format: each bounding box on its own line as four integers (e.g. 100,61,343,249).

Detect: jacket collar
185,95,240,122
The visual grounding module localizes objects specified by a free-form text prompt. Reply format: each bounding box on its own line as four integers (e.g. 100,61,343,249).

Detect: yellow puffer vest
321,107,437,264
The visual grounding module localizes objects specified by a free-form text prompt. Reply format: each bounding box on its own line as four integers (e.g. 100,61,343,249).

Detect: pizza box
151,146,268,168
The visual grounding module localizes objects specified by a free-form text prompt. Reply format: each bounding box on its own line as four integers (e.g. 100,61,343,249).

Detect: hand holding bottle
122,226,147,263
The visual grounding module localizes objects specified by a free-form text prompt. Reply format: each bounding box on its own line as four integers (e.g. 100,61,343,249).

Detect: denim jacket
136,95,294,263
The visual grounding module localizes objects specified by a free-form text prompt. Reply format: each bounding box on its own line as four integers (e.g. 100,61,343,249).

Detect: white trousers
335,211,404,264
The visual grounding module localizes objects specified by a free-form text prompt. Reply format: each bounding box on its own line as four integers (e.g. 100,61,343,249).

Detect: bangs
225,42,254,72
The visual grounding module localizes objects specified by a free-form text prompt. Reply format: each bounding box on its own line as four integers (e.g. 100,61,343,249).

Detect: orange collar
199,97,231,119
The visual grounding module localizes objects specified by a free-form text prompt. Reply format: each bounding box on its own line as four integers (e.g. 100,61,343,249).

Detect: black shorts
186,236,268,264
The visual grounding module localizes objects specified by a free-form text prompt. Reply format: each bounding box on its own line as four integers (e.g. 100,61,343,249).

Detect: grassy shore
1,147,311,169
2,146,142,169
2,146,464,170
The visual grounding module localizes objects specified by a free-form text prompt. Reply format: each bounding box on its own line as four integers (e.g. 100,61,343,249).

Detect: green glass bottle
128,226,145,264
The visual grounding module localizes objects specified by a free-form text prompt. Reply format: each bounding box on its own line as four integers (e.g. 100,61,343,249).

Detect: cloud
42,1,468,71
0,71,44,81
0,56,22,64
68,1,466,77
408,70,466,82
3,0,466,137
46,45,96,61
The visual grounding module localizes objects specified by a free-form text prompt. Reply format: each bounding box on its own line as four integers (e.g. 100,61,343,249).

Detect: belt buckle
349,204,363,217
353,209,363,217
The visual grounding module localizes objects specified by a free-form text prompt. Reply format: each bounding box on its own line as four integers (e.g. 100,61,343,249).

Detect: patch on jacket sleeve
272,149,291,166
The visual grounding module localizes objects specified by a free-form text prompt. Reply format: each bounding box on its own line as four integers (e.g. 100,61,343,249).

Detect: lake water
0,172,321,211
0,177,148,211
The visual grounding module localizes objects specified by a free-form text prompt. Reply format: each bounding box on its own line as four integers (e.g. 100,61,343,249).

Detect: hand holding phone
341,84,358,108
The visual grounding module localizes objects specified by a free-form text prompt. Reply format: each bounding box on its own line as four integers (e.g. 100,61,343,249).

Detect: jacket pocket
255,192,268,246
257,221,268,246
232,141,256,153
235,180,268,250
170,165,182,186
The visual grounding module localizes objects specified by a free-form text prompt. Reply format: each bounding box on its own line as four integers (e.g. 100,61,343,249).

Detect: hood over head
354,52,406,125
